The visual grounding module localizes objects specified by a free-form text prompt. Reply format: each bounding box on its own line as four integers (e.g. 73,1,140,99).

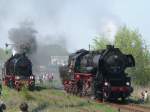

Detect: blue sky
0,0,150,51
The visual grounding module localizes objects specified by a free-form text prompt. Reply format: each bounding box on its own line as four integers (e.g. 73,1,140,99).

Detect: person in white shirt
144,90,148,102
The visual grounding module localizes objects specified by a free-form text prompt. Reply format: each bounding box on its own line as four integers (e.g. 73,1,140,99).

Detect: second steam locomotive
2,53,35,90
60,45,135,101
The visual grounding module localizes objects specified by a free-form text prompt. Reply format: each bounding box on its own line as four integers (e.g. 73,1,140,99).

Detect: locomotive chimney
107,45,114,49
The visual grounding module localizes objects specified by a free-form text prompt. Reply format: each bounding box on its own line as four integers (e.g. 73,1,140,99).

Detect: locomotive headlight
15,76,20,80
126,82,130,86
30,76,34,79
104,82,108,86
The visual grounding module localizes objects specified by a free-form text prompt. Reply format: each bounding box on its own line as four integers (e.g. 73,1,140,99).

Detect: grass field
1,86,117,112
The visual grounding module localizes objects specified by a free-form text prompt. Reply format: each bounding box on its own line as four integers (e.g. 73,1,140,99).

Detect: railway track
105,102,150,112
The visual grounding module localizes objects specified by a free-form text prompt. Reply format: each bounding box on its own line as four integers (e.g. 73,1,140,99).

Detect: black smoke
8,21,37,54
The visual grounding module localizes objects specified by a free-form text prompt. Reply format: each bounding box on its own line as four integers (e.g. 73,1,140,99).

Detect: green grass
1,86,117,112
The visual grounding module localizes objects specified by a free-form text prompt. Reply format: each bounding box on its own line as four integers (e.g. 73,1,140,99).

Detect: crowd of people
36,73,54,84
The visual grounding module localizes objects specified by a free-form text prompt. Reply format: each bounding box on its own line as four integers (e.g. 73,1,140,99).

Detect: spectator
139,91,144,104
144,90,148,102
48,73,53,82
19,102,28,112
39,75,43,84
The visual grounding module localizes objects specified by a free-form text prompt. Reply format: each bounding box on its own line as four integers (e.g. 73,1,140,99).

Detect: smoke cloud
0,0,120,52
8,20,68,66
8,21,37,54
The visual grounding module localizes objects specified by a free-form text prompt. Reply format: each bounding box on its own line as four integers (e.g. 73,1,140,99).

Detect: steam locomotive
60,45,135,101
2,53,35,90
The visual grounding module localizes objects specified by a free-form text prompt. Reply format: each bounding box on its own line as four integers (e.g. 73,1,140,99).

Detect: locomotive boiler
2,53,35,90
60,45,135,101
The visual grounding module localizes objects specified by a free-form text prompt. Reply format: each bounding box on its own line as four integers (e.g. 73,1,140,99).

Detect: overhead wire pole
5,43,21,48
5,43,19,50
89,44,91,52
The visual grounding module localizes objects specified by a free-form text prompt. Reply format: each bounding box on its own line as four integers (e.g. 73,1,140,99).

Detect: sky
0,0,150,52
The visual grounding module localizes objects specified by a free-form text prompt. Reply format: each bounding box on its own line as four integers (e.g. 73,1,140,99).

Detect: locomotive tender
60,45,135,101
2,53,35,90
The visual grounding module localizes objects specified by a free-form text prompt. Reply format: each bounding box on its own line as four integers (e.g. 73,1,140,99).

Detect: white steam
102,20,119,42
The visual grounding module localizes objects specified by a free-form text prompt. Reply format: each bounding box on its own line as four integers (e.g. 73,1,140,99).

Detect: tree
115,26,150,86
92,34,111,50
0,48,12,62
0,48,12,74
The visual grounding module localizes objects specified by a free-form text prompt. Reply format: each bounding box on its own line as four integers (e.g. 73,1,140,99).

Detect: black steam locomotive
60,45,135,101
3,53,35,90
